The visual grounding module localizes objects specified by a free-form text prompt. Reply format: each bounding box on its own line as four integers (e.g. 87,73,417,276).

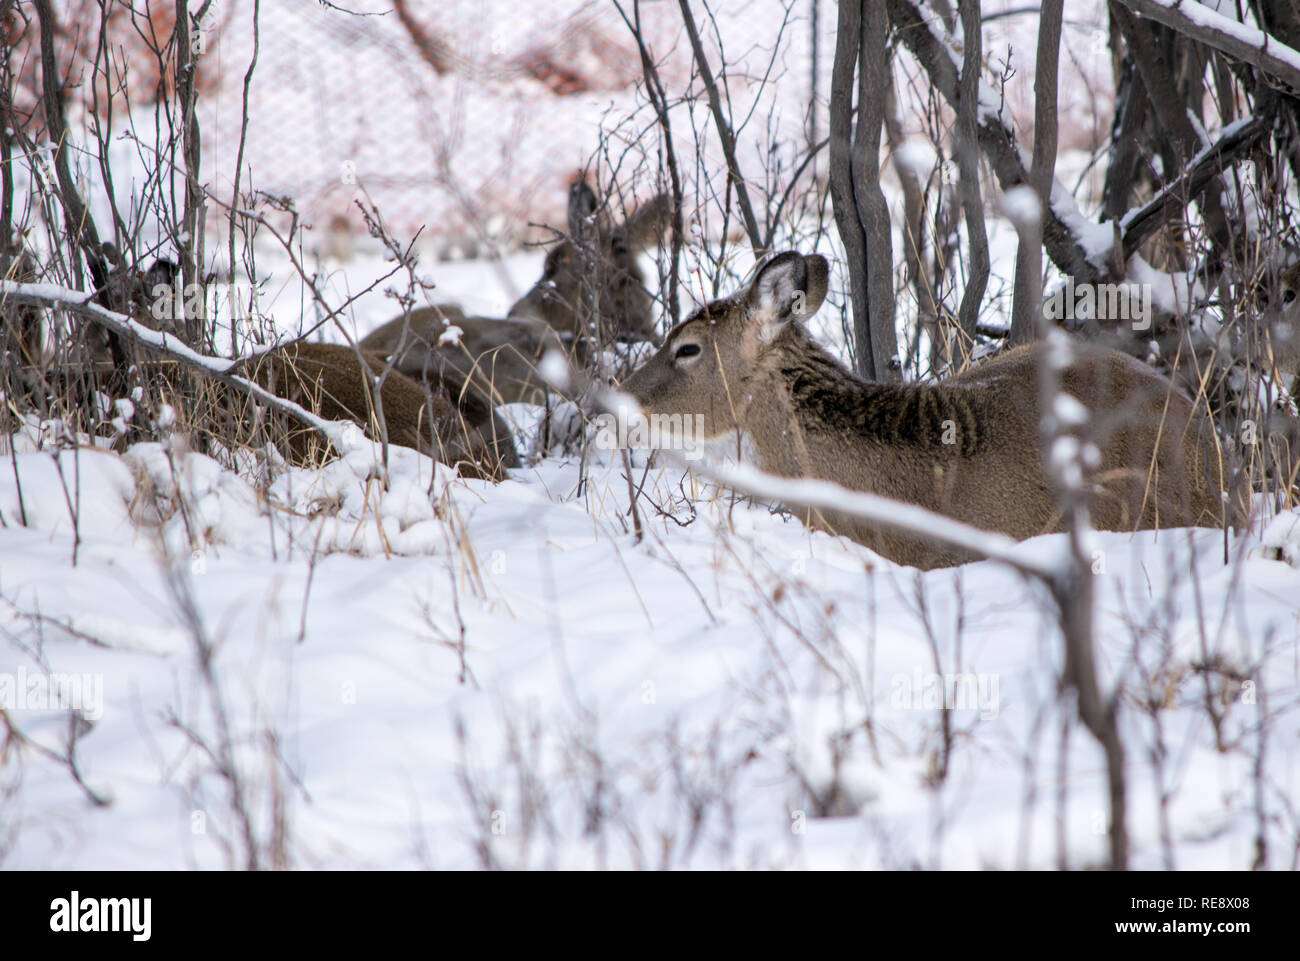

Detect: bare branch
830,0,874,377
1,281,350,449
616,0,686,329
33,0,104,267
677,0,763,253
1119,114,1270,260
1109,2,1233,262
887,0,1105,285
855,0,899,379
1010,0,1064,344
954,0,989,361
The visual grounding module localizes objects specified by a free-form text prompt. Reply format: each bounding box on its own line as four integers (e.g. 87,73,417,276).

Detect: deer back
623,251,1230,568
234,341,517,479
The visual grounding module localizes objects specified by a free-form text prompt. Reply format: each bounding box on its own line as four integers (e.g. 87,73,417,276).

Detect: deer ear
620,193,670,249
750,251,810,342
567,180,599,240
801,254,829,316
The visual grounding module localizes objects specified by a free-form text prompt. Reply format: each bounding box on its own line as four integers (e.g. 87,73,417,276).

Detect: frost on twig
1,280,352,453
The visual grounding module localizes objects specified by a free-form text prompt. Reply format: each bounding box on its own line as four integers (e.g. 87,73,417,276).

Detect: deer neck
742,334,985,481
739,337,853,477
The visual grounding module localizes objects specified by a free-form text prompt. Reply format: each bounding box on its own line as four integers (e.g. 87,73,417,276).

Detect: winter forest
1,0,1299,876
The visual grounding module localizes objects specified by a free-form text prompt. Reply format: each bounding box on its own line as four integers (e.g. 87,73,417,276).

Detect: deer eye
674,342,702,360
1285,288,1296,305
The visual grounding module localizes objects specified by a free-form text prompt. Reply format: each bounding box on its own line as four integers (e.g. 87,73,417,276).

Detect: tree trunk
1009,0,1064,344
829,0,898,381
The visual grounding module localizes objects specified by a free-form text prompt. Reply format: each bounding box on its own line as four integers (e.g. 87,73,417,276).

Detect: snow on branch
692,457,1062,580
1,280,349,449
886,0,1109,285
1113,0,1300,94
1118,115,1270,261
565,360,1066,582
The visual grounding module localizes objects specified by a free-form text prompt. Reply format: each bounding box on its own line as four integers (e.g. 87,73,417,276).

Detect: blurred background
6,0,1112,265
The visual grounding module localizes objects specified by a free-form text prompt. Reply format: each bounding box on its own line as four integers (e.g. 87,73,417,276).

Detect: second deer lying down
359,304,571,407
359,182,668,406
232,342,518,480
622,252,1231,569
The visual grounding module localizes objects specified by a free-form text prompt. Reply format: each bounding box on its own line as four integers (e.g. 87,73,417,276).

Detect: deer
507,179,668,345
359,180,668,407
230,341,518,481
621,251,1234,569
1,239,45,407
2,242,189,429
98,249,521,477
0,234,516,477
1259,260,1300,378
360,303,572,408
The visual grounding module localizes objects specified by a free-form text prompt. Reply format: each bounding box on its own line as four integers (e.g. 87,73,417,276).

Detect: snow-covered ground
2,388,1298,868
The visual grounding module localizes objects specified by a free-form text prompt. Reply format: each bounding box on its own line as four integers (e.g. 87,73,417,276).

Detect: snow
1260,508,1300,567
539,349,572,391
893,140,936,180
1000,186,1041,228
3,392,1297,868
1051,178,1118,266
1118,116,1258,235
1126,255,1207,318
1132,0,1300,88
4,191,1297,867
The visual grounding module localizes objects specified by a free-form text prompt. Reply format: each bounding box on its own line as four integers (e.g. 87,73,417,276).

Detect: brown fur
361,183,667,408
508,180,666,344
233,342,518,480
623,252,1231,569
360,305,570,407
